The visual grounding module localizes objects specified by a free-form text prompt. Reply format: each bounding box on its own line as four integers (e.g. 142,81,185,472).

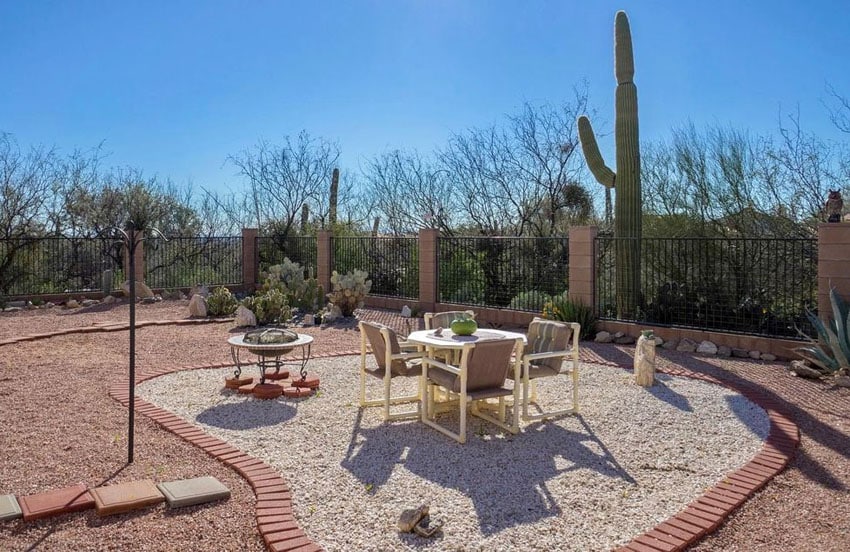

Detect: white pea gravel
139,356,769,552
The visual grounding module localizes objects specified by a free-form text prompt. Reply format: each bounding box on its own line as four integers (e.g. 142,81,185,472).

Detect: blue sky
1,0,848,195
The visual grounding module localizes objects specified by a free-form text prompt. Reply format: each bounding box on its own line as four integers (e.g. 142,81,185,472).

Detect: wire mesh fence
332,236,419,299
256,235,317,281
0,237,124,296
596,236,818,338
144,236,242,289
438,236,570,311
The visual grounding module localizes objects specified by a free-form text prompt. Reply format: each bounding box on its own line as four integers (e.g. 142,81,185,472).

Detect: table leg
298,343,311,380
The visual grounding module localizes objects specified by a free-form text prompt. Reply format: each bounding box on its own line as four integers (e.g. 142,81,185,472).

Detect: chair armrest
523,350,575,362
392,351,425,361
422,357,461,375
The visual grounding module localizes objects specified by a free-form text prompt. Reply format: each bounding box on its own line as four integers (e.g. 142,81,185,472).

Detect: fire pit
227,329,314,395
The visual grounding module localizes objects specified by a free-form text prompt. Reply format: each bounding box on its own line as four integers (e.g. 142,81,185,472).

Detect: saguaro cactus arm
578,116,616,188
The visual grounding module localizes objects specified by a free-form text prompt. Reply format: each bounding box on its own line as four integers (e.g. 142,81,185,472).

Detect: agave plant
794,287,850,375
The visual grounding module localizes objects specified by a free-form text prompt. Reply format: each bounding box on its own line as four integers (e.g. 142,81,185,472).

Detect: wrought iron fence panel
0,237,123,296
256,236,317,281
145,236,242,289
438,236,570,311
596,236,817,338
332,236,419,299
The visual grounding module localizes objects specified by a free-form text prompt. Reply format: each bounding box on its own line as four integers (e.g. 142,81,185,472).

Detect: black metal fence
438,236,569,311
145,237,242,289
0,237,123,296
332,236,419,299
256,236,317,281
596,236,818,338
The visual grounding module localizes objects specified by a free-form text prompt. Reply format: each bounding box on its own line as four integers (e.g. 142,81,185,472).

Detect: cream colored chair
359,321,424,421
511,317,580,421
423,310,477,331
421,337,523,444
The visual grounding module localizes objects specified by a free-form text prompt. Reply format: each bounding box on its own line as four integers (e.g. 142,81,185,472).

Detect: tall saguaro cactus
578,10,642,319
328,168,339,227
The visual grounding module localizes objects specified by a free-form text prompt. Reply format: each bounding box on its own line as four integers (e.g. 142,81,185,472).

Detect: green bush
542,292,596,340
262,258,324,313
206,286,239,316
242,288,292,326
509,291,552,312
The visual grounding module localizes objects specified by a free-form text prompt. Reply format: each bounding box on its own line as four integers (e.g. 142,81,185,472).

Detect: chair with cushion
421,337,523,443
423,310,477,331
511,317,580,421
359,321,424,421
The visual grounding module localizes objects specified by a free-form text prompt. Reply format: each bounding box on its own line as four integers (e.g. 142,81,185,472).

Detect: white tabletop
406,328,526,349
227,333,313,350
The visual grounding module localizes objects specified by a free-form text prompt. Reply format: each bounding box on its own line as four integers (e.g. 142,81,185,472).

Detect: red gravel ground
0,300,848,551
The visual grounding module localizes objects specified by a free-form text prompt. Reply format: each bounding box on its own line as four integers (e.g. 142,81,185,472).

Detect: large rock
676,338,697,353
234,305,257,327
717,345,732,357
6,300,26,308
748,350,761,360
81,299,99,307
634,334,657,387
323,304,343,323
835,375,850,388
102,295,117,305
400,305,412,318
731,348,750,358
696,340,718,355
614,335,635,345
760,353,777,362
188,294,208,317
594,331,613,343
661,339,678,350
65,299,80,309
789,360,824,379
121,280,154,299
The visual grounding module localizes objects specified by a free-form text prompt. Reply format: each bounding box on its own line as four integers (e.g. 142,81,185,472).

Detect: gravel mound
139,356,769,551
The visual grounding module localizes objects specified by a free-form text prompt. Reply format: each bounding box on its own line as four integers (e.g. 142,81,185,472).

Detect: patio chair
421,337,523,444
511,317,580,421
359,321,424,421
423,310,477,364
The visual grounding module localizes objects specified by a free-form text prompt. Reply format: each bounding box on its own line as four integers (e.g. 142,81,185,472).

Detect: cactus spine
578,10,642,319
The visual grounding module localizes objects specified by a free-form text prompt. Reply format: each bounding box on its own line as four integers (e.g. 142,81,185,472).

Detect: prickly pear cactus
327,269,372,317
578,10,642,319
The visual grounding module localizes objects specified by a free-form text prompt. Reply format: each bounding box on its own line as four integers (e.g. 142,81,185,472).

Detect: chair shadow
341,411,634,536
196,401,296,430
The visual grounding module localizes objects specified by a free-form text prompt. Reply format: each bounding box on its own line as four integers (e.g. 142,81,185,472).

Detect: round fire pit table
228,332,314,385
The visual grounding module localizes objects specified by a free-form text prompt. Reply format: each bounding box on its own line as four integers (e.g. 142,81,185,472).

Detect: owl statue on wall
826,190,844,223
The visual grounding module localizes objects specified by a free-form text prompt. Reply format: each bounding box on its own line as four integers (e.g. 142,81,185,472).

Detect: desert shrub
509,290,552,312
795,287,850,376
262,258,324,312
242,288,291,326
327,269,371,317
542,292,596,340
206,286,239,316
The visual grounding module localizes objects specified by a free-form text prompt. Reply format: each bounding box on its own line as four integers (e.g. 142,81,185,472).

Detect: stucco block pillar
818,223,850,316
568,226,597,310
317,230,332,296
419,228,439,312
241,228,258,288
122,231,145,284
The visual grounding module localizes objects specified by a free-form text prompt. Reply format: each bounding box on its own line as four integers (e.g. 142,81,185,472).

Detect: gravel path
138,356,768,551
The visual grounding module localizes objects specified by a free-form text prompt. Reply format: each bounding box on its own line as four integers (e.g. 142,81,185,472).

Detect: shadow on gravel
644,375,693,412
197,401,296,429
341,410,634,536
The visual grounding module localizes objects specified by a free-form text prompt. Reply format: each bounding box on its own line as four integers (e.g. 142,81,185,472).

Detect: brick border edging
5,319,799,552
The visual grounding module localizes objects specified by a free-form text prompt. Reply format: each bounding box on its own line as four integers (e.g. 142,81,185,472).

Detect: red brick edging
5,318,799,551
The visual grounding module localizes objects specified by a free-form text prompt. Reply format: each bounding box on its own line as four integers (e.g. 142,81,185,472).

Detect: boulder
652,336,664,346
661,339,678,350
789,360,824,379
45,302,56,308
717,345,732,357
3,306,23,312
731,348,750,358
81,299,99,307
748,350,761,360
6,300,26,308
188,294,207,317
102,295,117,305
834,375,850,388
676,338,697,353
696,340,718,355
594,331,613,343
760,353,777,362
65,299,80,309
400,305,412,318
634,334,657,387
190,284,210,298
613,331,625,339
323,304,343,323
234,305,257,327
614,335,635,345
141,296,157,304
121,280,154,299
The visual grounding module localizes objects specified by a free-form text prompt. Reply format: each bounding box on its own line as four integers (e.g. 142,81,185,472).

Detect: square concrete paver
157,476,231,508
18,483,95,521
89,479,165,516
0,494,22,521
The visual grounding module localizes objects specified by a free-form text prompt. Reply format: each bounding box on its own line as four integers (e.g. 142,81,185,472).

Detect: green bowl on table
450,316,478,336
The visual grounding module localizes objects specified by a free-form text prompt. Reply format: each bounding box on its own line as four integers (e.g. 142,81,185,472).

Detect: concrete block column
317,230,332,296
419,228,439,312
817,223,850,316
241,228,258,288
568,226,598,310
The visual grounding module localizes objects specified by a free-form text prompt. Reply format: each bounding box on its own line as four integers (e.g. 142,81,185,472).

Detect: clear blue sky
2,0,848,195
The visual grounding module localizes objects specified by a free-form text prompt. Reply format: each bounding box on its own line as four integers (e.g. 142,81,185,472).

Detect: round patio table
227,333,313,384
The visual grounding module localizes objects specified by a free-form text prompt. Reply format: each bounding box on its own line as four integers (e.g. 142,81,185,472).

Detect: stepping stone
156,476,230,509
0,494,22,521
89,479,165,516
291,375,320,389
253,383,284,399
18,483,95,521
224,376,253,389
283,386,313,398
264,371,290,381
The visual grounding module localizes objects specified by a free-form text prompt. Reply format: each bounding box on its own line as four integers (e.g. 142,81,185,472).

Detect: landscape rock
400,305,412,318
65,299,80,309
121,280,154,299
661,339,678,350
188,294,208,317
234,305,257,327
323,304,343,323
142,296,158,304
6,300,26,308
789,360,824,379
102,295,117,305
45,302,55,308
614,335,635,345
676,338,697,353
613,331,625,339
652,336,664,346
634,334,657,387
748,350,761,360
594,331,613,343
760,353,777,362
81,299,99,307
190,285,210,298
834,375,850,388
717,345,732,357
731,348,750,358
696,340,718,355
3,306,23,312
